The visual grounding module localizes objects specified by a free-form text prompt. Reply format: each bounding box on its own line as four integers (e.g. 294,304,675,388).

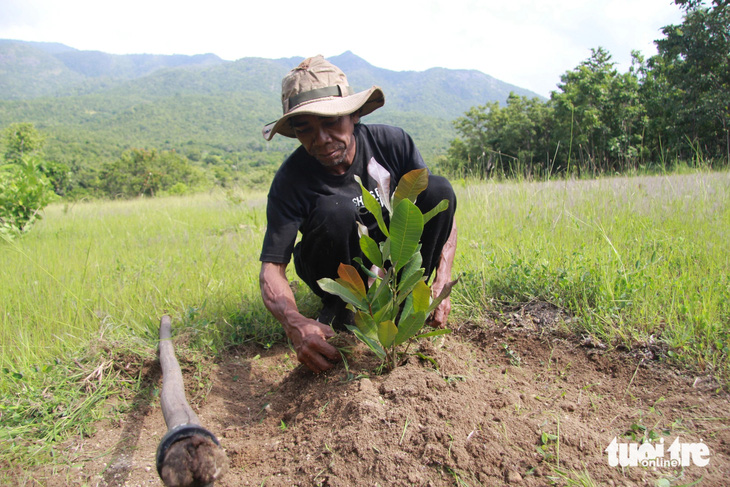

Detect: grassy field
1,170,728,467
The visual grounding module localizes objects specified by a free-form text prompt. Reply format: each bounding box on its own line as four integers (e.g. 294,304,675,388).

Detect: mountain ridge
0,39,544,169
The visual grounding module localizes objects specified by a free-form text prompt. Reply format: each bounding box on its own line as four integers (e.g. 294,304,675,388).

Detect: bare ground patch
24,303,730,486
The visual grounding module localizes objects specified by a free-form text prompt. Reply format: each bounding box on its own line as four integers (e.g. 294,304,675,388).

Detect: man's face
290,113,360,173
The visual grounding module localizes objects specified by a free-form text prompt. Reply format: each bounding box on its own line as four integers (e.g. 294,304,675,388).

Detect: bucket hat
262,55,385,140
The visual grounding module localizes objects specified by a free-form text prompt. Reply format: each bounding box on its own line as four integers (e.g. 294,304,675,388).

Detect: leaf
396,268,425,304
356,221,369,238
415,329,452,339
355,175,389,237
354,311,378,339
359,234,383,268
394,311,428,346
422,199,449,225
349,325,386,360
378,320,398,349
399,245,423,283
373,299,396,324
393,168,429,206
367,157,392,215
427,278,459,314
336,263,366,298
389,199,424,272
412,280,431,313
317,278,366,311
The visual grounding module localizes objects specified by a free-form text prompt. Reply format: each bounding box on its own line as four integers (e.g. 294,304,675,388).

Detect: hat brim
262,86,384,141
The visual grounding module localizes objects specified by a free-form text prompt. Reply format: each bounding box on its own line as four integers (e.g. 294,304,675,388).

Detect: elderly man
259,55,457,373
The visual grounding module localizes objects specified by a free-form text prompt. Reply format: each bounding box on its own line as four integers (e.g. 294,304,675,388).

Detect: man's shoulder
357,123,409,140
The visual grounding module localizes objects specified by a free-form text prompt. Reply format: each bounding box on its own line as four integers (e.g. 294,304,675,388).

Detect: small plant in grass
318,168,457,370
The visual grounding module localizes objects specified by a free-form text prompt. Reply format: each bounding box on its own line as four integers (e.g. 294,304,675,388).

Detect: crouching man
259,55,457,373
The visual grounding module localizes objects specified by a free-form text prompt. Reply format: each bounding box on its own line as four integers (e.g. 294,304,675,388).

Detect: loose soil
28,303,730,486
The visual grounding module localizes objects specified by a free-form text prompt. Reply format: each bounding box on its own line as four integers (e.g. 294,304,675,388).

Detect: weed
502,343,522,366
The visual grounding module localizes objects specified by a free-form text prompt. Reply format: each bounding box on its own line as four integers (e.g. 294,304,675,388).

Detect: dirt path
31,304,730,486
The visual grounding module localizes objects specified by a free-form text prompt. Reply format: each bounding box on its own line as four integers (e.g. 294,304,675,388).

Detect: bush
0,155,55,237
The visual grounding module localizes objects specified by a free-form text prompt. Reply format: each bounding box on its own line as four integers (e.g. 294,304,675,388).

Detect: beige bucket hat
262,55,385,140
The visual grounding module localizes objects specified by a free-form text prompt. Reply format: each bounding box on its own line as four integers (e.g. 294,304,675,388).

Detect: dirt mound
34,305,730,486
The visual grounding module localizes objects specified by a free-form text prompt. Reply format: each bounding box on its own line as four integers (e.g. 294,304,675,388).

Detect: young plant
317,167,457,370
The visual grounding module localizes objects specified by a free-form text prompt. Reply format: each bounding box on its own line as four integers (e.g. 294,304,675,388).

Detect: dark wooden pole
156,315,228,487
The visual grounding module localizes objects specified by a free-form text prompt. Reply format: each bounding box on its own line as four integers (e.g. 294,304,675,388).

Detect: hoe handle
158,314,201,430
156,315,226,486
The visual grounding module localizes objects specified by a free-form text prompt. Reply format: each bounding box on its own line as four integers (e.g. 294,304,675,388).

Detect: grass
451,170,730,377
0,169,728,470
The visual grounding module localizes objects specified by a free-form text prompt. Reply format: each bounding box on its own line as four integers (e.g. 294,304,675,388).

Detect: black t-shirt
260,123,428,264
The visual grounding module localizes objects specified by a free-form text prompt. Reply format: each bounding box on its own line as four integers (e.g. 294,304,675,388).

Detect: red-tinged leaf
337,263,366,298
393,168,429,206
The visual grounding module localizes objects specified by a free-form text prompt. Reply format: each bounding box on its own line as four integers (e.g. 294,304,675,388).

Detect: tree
445,94,554,178
99,148,206,198
0,124,54,236
648,0,730,162
552,47,646,174
2,123,46,164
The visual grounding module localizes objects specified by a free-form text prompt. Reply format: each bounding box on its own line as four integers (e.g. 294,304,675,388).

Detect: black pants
294,175,456,305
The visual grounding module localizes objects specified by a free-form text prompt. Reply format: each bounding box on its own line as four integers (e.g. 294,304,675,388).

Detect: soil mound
35,305,730,486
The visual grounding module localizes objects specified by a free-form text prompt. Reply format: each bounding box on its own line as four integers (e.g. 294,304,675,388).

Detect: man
259,55,457,373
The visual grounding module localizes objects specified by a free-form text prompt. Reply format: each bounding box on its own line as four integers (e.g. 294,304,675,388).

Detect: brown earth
26,303,730,486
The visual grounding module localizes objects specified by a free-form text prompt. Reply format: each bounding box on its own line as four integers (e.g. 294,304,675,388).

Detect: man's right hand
287,317,340,373
260,262,342,373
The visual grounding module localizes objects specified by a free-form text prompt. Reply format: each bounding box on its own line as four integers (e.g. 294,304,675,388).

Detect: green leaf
412,280,431,313
317,278,367,311
389,199,424,272
378,320,398,349
373,299,396,324
354,311,378,340
415,329,452,339
393,168,429,206
355,175,389,237
396,268,425,304
349,325,386,360
394,311,427,346
422,199,449,225
427,278,459,314
359,234,383,268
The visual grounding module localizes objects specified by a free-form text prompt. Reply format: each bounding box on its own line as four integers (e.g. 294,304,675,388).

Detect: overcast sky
1,0,684,97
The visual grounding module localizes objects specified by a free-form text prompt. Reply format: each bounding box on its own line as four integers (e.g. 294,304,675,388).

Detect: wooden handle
156,315,228,486
158,315,201,430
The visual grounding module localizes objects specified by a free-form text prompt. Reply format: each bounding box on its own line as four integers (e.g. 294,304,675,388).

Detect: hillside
0,40,543,178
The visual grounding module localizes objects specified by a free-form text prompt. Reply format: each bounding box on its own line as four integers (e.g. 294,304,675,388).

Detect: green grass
0,170,728,470
451,171,730,377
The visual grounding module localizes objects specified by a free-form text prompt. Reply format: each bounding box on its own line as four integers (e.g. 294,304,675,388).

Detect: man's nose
314,127,331,144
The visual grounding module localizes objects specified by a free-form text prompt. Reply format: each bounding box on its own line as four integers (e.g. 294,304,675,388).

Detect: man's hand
427,295,451,329
287,317,340,373
260,262,340,373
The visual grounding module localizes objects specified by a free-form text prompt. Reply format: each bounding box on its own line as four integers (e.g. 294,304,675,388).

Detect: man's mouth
318,146,345,163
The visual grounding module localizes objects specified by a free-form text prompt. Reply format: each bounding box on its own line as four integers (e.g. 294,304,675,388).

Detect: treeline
443,0,730,178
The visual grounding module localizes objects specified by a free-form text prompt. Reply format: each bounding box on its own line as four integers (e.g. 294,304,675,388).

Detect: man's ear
351,111,361,124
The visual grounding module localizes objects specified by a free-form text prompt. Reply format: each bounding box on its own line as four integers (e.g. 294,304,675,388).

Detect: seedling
318,168,457,370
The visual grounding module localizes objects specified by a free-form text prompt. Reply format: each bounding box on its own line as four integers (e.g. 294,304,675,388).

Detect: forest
445,0,729,178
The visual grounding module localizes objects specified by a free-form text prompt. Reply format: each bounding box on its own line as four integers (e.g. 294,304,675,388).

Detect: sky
0,0,685,98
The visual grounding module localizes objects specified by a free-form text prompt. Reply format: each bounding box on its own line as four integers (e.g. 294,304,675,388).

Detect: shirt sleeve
259,162,306,266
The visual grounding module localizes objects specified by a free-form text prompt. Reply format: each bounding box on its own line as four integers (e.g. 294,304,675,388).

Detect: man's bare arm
259,262,339,372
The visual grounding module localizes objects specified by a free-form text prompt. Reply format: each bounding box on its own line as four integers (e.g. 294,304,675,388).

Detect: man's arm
259,262,340,373
428,218,458,328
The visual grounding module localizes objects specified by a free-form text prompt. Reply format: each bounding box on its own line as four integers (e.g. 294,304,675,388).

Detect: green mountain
0,40,543,175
